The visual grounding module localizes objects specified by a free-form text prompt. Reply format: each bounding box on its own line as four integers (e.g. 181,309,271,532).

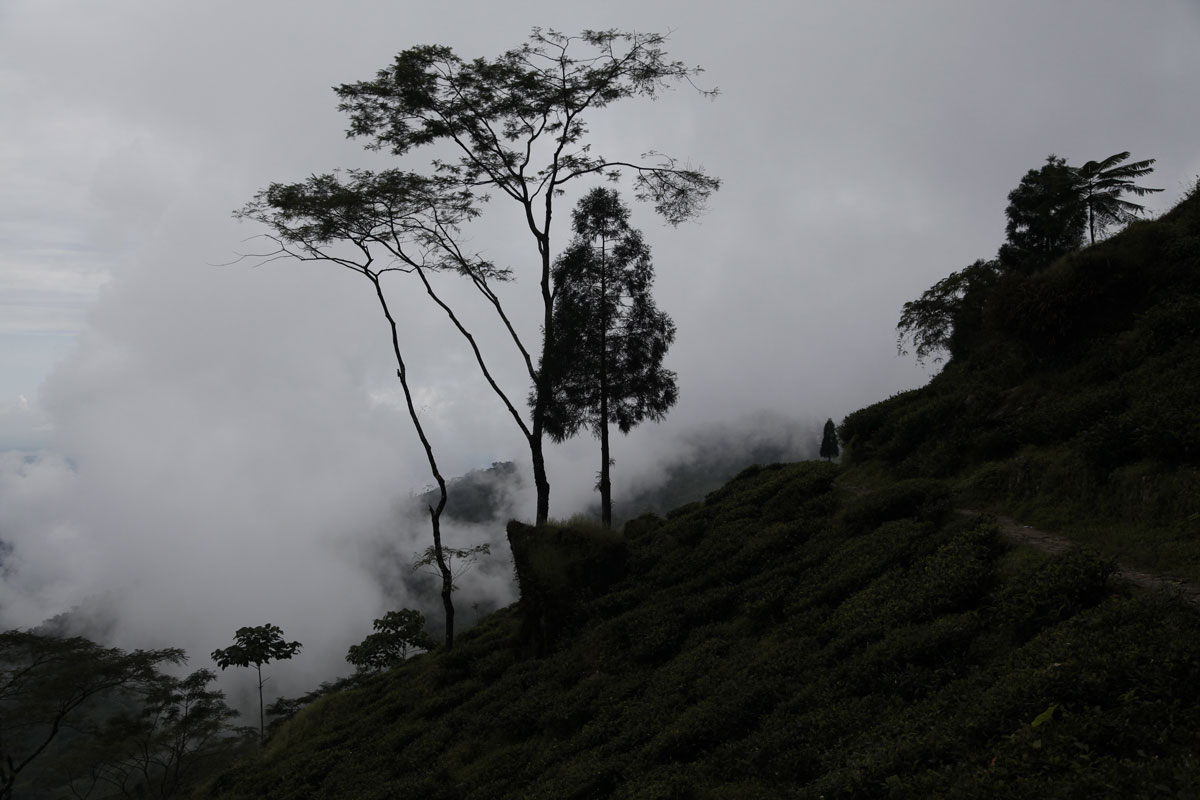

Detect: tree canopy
998,155,1087,272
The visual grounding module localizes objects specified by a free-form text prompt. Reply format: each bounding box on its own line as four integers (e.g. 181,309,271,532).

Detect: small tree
1075,151,1162,244
998,155,1087,272
896,259,1002,365
346,610,436,672
539,188,678,528
820,419,840,462
210,625,301,746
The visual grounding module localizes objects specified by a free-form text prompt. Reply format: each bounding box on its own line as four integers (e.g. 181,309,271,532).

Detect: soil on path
957,509,1200,608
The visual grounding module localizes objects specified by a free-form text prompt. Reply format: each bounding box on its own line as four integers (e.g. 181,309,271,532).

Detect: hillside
207,468,1200,797
841,187,1200,580
201,190,1200,798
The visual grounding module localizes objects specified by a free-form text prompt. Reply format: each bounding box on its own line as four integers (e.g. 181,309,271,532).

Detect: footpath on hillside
955,509,1200,608
835,482,1200,608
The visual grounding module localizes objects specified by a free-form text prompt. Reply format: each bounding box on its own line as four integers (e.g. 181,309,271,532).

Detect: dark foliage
998,154,1087,273
208,459,1200,798
538,188,678,527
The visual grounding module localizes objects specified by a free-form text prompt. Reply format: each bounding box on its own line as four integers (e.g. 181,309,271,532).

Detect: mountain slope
842,187,1200,579
206,462,1200,798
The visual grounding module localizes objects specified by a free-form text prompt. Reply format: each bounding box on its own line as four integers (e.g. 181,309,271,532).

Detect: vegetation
0,632,187,799
204,461,1200,798
346,611,436,672
1076,151,1163,245
855,181,1200,581
541,188,679,528
61,669,245,799
820,418,840,461
211,625,302,746
190,157,1200,798
239,28,719,526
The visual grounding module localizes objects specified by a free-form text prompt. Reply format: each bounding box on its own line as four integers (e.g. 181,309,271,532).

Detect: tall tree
210,625,301,746
998,155,1087,272
240,28,719,526
819,419,840,462
539,188,678,528
0,630,184,800
1075,151,1162,244
236,172,484,652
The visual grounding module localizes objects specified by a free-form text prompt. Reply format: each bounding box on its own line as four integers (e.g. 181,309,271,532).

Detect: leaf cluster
346,610,437,673
210,625,302,672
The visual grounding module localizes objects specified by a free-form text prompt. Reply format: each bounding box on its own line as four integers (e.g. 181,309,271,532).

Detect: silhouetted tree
346,610,436,672
998,155,1087,272
211,625,301,746
539,188,678,528
1075,151,1162,244
897,259,1003,365
820,419,840,462
0,630,184,800
62,669,243,799
239,28,719,526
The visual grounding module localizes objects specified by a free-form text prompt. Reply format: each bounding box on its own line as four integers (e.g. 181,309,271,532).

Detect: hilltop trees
901,151,1160,365
211,625,301,746
998,155,1087,272
539,188,678,528
239,28,719,526
1076,151,1163,244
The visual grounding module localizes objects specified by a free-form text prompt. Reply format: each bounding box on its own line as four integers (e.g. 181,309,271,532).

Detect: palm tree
1075,152,1163,245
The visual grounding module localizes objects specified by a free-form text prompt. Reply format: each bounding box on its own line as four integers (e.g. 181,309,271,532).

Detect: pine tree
539,188,678,528
820,419,840,462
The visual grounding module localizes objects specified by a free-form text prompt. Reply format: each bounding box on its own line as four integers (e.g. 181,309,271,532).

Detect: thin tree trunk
371,275,455,648
598,235,612,529
256,663,264,746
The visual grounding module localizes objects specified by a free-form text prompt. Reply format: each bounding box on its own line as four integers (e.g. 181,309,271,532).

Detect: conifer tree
820,419,840,462
539,188,678,528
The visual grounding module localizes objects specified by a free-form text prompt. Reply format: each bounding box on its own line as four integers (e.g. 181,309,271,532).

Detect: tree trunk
598,237,612,528
256,663,264,746
373,276,456,648
429,504,454,650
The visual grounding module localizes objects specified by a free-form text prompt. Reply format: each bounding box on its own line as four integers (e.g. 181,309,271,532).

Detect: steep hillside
199,188,1200,799
842,188,1200,579
206,462,1200,798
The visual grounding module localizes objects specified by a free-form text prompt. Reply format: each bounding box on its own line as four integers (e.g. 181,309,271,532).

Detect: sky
1,0,1198,698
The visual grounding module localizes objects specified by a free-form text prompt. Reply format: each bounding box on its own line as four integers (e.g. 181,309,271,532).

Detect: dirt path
957,509,1200,608
835,483,1200,607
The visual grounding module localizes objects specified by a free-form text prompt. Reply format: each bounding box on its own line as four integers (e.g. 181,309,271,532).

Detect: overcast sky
1,1,1198,695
